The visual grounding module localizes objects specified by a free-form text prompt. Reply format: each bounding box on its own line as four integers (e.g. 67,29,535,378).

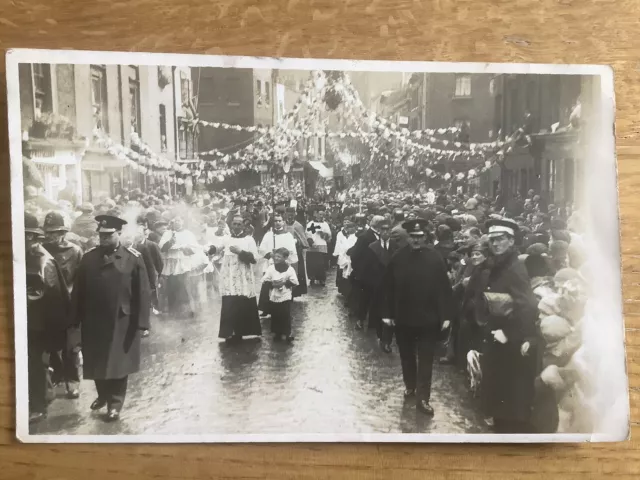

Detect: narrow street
32,267,488,436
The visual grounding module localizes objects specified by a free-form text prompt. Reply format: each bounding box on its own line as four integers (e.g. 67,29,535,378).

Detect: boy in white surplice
261,248,299,343
258,212,298,316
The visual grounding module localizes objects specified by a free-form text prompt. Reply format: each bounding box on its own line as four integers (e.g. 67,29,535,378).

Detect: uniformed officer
42,211,83,399
382,218,453,416
71,214,151,421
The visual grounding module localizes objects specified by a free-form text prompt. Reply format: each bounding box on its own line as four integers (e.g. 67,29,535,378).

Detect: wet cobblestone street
32,267,489,436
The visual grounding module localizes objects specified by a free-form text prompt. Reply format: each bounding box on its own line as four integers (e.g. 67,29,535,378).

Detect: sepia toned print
6,50,627,442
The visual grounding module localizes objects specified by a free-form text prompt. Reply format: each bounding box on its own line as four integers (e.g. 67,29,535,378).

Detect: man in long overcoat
382,218,453,416
71,214,151,421
42,211,83,399
481,218,539,433
363,219,396,352
348,215,383,330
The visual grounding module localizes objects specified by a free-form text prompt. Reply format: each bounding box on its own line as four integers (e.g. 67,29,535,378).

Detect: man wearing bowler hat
71,213,151,421
382,218,453,415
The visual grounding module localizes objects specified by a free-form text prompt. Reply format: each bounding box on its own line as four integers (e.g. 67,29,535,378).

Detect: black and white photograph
6,49,628,442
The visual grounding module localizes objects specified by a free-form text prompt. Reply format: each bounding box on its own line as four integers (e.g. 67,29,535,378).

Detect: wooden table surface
0,0,639,478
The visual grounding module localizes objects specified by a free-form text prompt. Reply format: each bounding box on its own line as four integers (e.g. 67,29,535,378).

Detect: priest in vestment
212,214,261,343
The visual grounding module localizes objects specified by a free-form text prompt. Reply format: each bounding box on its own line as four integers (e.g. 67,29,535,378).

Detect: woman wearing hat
481,218,539,433
456,238,492,372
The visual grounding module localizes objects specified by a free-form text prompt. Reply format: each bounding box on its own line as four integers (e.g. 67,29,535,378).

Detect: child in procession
262,247,299,343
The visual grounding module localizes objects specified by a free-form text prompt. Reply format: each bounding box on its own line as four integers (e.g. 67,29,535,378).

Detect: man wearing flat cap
381,218,453,415
481,217,539,433
70,213,151,422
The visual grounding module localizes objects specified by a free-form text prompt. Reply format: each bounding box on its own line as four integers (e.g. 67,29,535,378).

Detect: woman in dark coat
481,219,539,433
456,239,492,370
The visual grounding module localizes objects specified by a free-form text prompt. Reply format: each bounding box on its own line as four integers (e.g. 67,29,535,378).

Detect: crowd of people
24,181,595,434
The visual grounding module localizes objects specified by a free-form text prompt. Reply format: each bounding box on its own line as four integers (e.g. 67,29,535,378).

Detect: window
454,75,471,97
90,65,109,132
129,66,141,136
265,81,270,105
32,64,52,119
180,71,190,106
178,118,195,159
256,79,263,106
159,104,167,152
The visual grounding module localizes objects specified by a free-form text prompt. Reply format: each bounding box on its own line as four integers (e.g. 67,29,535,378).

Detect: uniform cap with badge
95,214,128,233
486,218,519,238
402,218,429,236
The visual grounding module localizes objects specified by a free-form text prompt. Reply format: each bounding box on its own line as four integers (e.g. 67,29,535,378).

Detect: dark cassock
42,211,83,399
71,215,151,421
481,218,539,433
25,214,71,423
382,219,454,415
284,207,309,297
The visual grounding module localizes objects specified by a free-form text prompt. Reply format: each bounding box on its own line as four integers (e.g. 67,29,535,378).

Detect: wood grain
1,0,639,477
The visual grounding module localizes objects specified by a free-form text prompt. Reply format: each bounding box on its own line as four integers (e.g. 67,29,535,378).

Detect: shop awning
82,148,129,172
308,161,333,178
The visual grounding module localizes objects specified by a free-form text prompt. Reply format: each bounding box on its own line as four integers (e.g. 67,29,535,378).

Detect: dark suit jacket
382,245,454,329
347,228,378,281
363,239,396,290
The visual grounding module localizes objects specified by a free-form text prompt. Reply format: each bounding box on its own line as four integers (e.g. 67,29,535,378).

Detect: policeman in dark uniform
382,218,453,416
71,214,151,421
42,211,83,399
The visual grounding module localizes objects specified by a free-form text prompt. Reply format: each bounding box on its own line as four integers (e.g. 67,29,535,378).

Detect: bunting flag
173,69,542,188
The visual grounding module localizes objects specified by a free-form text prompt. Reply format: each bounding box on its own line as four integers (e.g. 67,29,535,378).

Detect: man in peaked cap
70,213,151,422
482,216,539,433
381,217,453,416
42,211,84,399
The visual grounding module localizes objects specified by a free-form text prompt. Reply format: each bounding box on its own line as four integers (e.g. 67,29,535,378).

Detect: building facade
479,73,584,206
19,62,191,203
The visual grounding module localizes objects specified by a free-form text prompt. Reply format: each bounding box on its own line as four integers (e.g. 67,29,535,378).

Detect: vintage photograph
6,50,628,442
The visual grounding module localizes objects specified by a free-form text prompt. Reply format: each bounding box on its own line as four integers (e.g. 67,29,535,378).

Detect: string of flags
93,128,190,178
90,68,547,190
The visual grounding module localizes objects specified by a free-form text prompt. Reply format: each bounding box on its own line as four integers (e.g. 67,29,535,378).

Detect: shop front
26,138,86,204
81,148,129,204
531,130,579,207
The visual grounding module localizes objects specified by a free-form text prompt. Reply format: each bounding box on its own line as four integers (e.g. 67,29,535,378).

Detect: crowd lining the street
24,181,596,434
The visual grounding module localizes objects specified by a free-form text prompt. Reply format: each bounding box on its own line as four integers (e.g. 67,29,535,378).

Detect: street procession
19,64,606,436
